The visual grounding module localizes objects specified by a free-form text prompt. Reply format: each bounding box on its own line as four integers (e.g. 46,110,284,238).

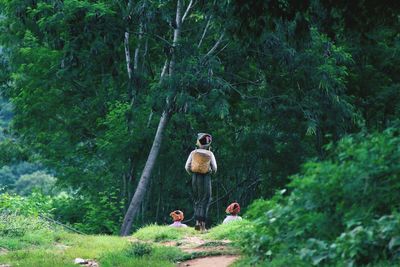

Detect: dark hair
174,210,181,214
199,135,211,145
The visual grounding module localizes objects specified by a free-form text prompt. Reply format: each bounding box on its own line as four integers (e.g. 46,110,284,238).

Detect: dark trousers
192,173,211,222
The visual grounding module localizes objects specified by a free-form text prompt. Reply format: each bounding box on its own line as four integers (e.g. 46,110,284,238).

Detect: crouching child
223,202,242,224
169,210,187,228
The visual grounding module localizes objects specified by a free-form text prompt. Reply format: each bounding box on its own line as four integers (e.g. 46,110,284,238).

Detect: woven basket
191,150,211,174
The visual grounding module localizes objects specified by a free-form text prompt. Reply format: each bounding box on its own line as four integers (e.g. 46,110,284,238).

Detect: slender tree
120,0,186,236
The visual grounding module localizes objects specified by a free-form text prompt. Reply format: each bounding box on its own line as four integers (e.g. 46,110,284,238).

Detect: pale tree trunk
124,11,144,206
169,0,182,74
133,23,143,71
124,31,133,81
120,0,186,236
120,110,171,235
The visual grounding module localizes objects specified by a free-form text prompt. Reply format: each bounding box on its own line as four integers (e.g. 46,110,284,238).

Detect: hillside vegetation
0,213,247,267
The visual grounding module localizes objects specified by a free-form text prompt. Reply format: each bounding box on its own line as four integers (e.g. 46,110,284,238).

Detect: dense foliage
0,0,399,253
241,128,400,266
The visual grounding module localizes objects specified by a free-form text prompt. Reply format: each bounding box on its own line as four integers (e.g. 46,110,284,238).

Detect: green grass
149,245,189,261
0,217,250,266
0,249,77,267
98,243,187,267
0,215,192,267
0,214,62,250
0,232,188,267
132,224,196,242
205,219,253,240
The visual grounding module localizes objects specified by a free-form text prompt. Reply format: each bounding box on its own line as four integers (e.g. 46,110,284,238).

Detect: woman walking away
185,133,217,231
223,202,242,224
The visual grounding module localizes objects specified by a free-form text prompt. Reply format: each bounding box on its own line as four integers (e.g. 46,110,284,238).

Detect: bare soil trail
161,235,240,267
178,255,239,267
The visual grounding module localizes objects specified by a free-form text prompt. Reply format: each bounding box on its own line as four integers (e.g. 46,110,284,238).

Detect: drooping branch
182,0,194,23
204,32,225,58
198,16,211,48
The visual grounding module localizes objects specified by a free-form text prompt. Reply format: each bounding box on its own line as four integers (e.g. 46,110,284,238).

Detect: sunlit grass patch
0,216,246,267
100,254,174,267
0,214,65,250
0,249,76,267
150,244,188,262
205,219,253,240
98,242,187,267
63,234,130,259
132,224,196,242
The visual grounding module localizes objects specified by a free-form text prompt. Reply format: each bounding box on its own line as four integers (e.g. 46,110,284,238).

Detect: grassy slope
0,216,249,267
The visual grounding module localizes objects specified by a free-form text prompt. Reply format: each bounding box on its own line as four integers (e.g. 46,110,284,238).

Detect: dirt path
161,236,239,267
178,255,239,267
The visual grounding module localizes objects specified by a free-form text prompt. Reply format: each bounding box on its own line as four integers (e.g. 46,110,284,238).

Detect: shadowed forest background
0,0,399,266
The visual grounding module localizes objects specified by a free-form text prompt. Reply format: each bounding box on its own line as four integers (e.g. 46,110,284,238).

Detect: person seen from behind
185,133,217,231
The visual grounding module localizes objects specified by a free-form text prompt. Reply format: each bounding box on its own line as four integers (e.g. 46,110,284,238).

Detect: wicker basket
191,150,211,174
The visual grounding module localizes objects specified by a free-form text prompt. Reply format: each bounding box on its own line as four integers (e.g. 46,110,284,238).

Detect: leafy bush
52,190,124,235
241,127,400,266
0,212,43,237
0,190,53,216
0,212,65,250
299,214,400,266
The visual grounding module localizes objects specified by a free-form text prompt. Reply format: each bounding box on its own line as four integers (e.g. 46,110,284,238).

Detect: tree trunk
120,110,172,235
120,0,185,236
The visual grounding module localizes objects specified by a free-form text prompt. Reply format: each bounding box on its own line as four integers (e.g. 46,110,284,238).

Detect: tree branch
124,31,132,80
210,178,260,205
204,32,225,58
182,0,194,23
169,0,183,74
198,16,211,48
133,23,144,71
160,59,169,82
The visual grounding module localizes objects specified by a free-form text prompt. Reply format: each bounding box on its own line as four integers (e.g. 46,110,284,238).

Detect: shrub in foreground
241,128,400,266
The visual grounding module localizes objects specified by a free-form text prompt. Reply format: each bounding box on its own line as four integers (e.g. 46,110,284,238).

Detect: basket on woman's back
191,150,212,174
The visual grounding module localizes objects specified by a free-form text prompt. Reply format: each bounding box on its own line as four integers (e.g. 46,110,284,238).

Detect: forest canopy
0,1,399,264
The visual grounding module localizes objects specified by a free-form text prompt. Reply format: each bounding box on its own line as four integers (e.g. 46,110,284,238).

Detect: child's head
196,133,212,148
170,210,184,222
226,202,240,215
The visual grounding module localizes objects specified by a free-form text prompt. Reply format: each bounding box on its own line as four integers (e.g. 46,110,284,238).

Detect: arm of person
185,151,193,175
210,151,217,174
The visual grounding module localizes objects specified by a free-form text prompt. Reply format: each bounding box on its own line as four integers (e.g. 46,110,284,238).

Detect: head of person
226,202,240,216
196,133,212,149
170,210,184,222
